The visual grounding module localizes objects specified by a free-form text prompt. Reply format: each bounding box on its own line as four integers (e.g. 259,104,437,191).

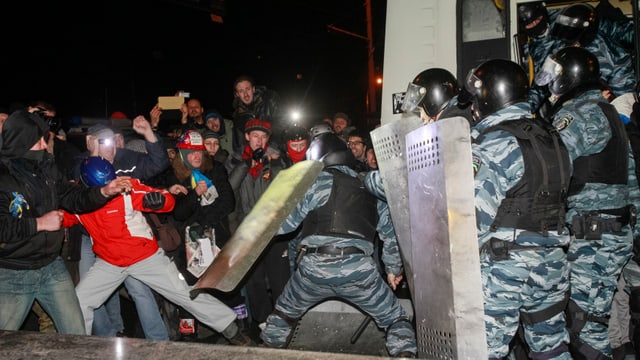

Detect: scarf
286,141,306,163
242,145,265,179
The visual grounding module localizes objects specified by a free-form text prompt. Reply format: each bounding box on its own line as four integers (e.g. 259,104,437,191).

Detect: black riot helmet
534,46,600,97
551,3,599,46
306,132,355,168
463,59,529,121
518,1,550,38
401,68,460,118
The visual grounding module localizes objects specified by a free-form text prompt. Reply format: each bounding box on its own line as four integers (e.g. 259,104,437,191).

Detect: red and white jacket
63,179,175,267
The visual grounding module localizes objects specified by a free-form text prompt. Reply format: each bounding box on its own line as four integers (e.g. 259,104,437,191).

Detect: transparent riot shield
370,117,423,295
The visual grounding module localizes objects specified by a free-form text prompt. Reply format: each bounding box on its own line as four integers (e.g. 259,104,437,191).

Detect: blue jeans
0,257,85,334
80,234,168,340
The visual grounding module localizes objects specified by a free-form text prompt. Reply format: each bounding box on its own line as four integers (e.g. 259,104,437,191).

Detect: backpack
146,213,181,252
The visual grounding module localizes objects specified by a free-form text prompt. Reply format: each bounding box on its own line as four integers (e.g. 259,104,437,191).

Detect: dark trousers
245,240,291,323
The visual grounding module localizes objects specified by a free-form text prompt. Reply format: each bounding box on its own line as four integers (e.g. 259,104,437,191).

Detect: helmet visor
463,69,481,98
401,82,426,113
534,56,562,86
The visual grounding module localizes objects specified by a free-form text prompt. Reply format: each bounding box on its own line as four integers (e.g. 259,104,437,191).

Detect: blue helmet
80,156,116,186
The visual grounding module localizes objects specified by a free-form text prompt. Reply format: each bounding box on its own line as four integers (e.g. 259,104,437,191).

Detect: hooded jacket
0,111,110,270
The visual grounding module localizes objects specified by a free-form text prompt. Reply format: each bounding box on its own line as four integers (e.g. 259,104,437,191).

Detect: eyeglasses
347,141,364,147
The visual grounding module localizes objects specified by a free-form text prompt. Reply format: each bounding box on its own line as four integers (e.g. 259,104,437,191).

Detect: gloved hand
252,147,266,162
143,192,165,210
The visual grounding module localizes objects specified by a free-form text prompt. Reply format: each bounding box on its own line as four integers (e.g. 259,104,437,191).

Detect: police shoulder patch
472,155,481,177
555,114,574,131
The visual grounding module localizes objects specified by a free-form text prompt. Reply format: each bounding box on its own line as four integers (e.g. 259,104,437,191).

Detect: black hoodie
0,110,111,270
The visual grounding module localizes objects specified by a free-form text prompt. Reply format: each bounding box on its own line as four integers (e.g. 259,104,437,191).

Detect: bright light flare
290,110,301,122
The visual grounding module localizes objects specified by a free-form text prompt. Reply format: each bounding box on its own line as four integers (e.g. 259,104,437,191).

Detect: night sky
3,0,387,130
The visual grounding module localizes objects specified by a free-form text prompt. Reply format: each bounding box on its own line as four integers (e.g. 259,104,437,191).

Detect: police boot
393,351,416,358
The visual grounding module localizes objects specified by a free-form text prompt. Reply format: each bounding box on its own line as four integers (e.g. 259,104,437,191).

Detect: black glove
143,192,165,210
252,147,266,162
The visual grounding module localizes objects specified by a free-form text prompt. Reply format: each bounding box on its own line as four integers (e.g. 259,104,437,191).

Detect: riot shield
370,116,422,295
406,117,486,359
193,160,324,293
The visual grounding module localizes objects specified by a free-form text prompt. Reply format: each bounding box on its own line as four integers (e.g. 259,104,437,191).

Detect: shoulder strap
147,213,162,227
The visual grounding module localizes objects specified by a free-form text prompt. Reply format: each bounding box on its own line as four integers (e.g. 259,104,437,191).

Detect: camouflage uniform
549,88,639,358
524,8,635,112
581,33,636,97
471,102,572,359
260,165,417,357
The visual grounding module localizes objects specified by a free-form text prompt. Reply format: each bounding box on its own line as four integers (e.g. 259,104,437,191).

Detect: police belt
304,246,365,256
572,204,637,240
481,237,565,261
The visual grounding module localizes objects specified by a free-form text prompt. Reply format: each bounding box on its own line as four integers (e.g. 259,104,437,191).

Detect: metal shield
406,116,486,359
193,160,324,293
370,116,423,295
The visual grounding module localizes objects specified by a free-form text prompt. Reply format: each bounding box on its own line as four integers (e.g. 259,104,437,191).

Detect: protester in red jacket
65,156,252,345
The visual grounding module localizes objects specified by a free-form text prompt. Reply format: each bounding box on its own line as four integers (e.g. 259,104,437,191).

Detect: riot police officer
468,59,573,359
259,131,417,358
536,46,640,359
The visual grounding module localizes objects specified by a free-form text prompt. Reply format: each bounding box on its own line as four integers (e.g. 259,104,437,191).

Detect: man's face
347,136,366,160
30,136,48,151
366,148,378,169
419,107,438,124
235,80,255,106
204,137,220,156
206,117,221,132
245,130,269,151
97,136,117,163
288,139,308,153
333,117,348,134
114,133,125,149
187,99,204,119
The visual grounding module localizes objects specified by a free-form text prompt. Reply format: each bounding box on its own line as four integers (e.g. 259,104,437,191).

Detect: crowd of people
3,1,640,359
0,72,391,353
